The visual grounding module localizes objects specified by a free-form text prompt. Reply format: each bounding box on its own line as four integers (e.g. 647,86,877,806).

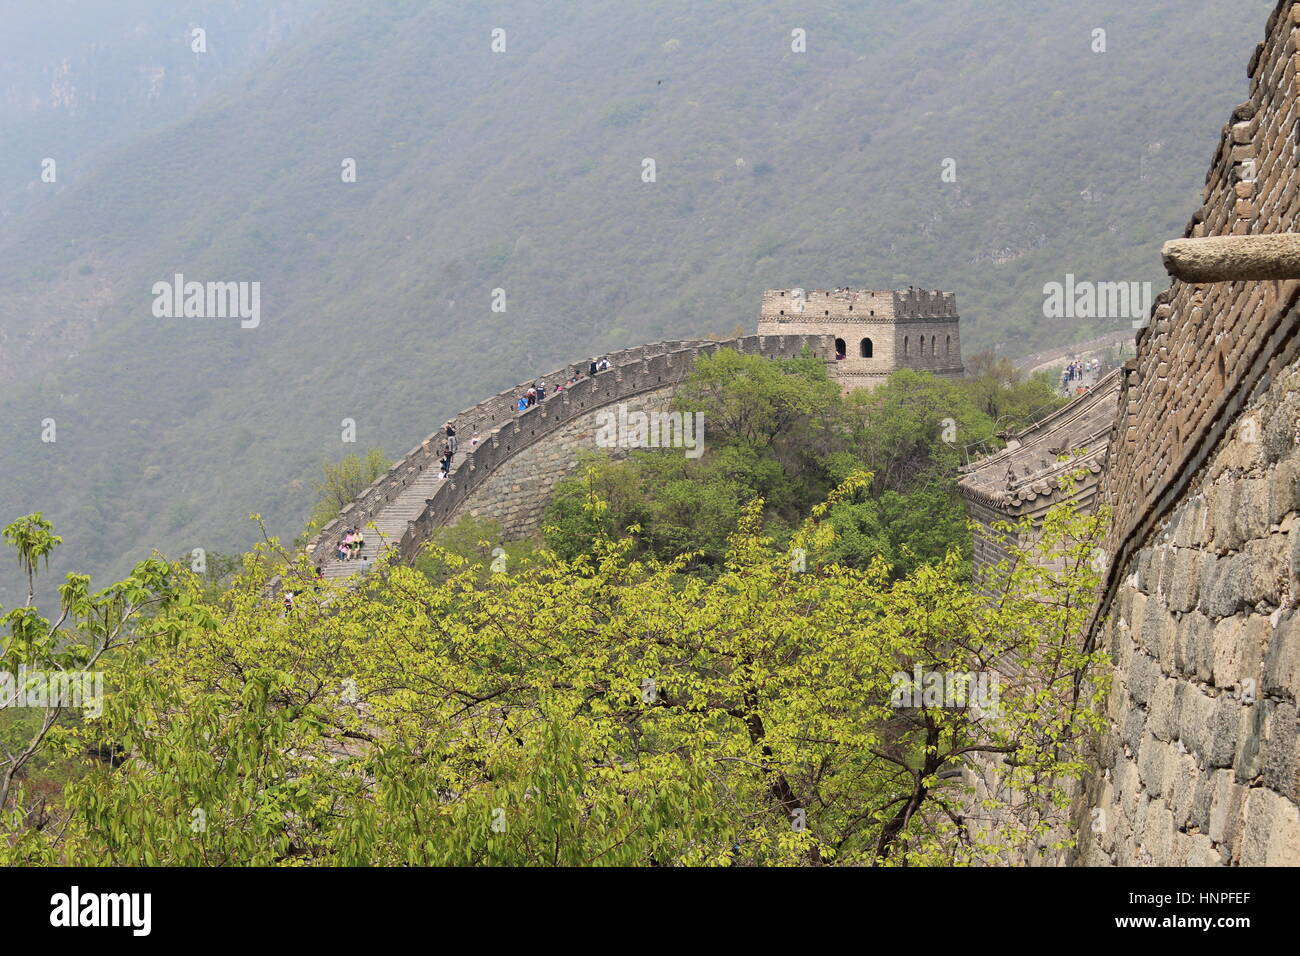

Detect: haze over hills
0,1,324,224
0,0,1274,599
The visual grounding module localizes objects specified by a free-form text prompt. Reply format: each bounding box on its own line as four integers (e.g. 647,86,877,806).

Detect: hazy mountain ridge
0,0,325,388
0,1,325,219
0,0,1272,600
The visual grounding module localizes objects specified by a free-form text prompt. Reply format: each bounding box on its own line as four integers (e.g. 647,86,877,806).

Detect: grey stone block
1240,787,1300,866
1198,553,1235,618
1184,833,1222,866
1134,548,1155,595
1185,611,1215,682
1167,749,1199,828
1208,694,1244,768
1251,533,1291,608
1129,651,1158,708
1138,732,1168,797
1268,459,1298,524
1291,529,1300,586
1207,769,1244,846
1211,614,1250,691
1190,772,1216,832
1155,545,1176,599
1110,617,1135,675
1264,609,1299,699
1124,703,1147,755
1141,801,1175,863
1168,547,1202,613
1237,479,1271,542
1212,481,1242,552
1234,699,1266,784
1181,686,1215,760
1260,701,1297,800
1262,391,1300,464
1200,545,1283,619
1139,590,1166,657
1149,676,1178,741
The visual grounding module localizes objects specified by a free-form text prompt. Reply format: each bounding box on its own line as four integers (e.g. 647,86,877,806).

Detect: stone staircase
316,460,455,581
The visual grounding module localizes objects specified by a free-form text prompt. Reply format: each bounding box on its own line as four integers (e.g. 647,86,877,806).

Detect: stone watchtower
757,287,963,390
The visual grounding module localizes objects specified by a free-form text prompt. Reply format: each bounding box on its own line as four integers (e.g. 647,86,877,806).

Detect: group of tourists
297,356,624,606
438,421,458,478
428,419,483,479
516,358,611,412
1061,357,1100,393
335,527,367,562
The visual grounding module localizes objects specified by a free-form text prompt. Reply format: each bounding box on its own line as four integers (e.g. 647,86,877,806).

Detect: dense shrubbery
0,483,1107,865
0,353,1103,866
542,351,1063,579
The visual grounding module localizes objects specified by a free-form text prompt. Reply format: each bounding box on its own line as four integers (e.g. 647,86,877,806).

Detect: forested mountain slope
0,0,1271,597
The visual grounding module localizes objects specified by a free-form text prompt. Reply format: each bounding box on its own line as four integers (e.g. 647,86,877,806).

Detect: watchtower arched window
859,337,873,358
903,336,909,357
946,335,951,356
931,335,937,356
834,337,846,359
919,337,926,356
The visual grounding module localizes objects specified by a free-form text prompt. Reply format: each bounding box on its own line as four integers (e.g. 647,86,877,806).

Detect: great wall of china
308,284,963,581
306,0,1300,866
308,334,835,580
1073,0,1300,865
962,0,1300,865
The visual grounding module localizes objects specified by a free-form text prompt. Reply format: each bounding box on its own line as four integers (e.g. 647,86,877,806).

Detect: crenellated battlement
759,287,958,323
758,286,962,390
304,333,837,577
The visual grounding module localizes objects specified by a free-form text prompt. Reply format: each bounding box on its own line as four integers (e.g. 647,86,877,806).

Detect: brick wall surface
444,382,680,535
1079,0,1300,866
960,2,1300,866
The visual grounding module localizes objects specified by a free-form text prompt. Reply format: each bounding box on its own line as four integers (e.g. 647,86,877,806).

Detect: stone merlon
758,286,963,391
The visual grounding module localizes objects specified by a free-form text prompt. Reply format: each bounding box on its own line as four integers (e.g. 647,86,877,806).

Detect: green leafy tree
958,352,1065,433
545,352,1055,577
0,514,187,837
301,448,390,541
0,481,1109,866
